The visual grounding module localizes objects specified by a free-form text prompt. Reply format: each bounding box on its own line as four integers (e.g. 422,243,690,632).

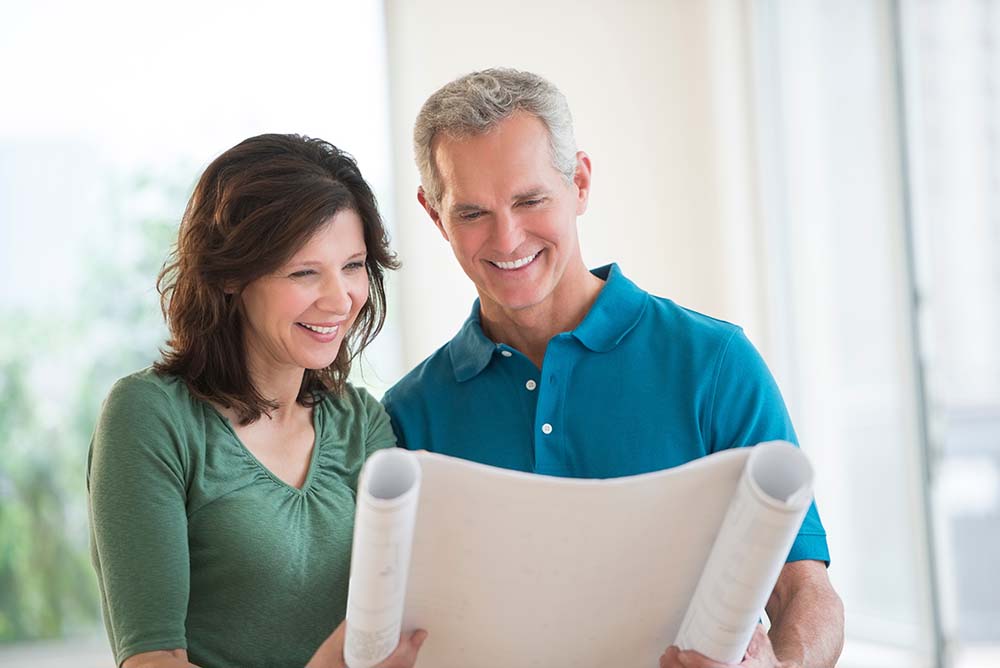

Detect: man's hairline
423,112,574,211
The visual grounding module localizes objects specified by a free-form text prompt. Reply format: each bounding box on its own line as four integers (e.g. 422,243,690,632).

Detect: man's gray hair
413,67,578,208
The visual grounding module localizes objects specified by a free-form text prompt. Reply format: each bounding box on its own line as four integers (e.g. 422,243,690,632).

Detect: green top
87,368,395,668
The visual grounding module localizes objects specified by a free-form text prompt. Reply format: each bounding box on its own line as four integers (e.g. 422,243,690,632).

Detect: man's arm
765,560,844,668
659,560,844,668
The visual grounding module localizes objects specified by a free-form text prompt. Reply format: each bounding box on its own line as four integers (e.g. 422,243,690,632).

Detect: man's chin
482,291,548,314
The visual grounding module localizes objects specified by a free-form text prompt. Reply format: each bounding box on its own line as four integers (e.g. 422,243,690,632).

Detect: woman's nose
316,275,352,315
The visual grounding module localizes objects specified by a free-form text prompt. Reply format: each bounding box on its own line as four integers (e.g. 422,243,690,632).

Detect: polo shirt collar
571,263,647,352
448,263,647,381
449,300,496,382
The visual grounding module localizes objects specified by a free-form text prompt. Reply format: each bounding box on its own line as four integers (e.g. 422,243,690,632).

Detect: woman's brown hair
154,133,399,424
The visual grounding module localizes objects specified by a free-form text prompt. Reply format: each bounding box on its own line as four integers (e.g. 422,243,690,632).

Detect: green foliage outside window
0,167,191,642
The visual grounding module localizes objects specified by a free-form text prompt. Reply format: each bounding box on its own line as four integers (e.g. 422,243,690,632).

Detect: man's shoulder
639,290,744,348
383,339,460,409
592,264,743,353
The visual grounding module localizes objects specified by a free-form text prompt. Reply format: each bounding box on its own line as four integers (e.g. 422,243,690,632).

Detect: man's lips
488,250,541,270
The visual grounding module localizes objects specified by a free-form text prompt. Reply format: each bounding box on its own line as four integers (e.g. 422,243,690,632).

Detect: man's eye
459,211,484,221
520,198,543,207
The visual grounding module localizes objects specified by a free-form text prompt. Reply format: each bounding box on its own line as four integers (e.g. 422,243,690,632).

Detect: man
383,68,844,668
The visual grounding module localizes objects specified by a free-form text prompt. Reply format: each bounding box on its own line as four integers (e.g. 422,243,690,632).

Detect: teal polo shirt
383,264,829,563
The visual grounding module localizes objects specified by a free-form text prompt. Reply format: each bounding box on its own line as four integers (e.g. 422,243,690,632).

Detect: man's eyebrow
448,188,551,215
449,202,485,215
512,188,549,200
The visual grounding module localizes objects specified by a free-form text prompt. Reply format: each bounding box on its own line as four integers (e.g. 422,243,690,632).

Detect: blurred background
0,0,997,666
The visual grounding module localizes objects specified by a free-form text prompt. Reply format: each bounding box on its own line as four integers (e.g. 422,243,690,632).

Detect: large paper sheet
344,441,812,668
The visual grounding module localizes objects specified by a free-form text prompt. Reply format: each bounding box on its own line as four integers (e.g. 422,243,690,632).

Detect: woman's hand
371,629,428,668
307,620,428,668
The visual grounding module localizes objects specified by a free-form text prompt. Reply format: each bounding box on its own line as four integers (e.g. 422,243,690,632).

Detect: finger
744,625,767,658
380,629,428,667
673,648,730,668
409,629,428,650
660,645,681,667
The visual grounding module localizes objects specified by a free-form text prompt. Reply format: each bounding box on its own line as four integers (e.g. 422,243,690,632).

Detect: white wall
383,0,767,372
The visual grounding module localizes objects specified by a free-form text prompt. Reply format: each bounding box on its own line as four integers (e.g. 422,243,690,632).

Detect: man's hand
659,625,798,668
660,560,843,668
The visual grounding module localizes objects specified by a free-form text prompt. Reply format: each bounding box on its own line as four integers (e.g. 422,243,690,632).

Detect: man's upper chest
426,333,713,478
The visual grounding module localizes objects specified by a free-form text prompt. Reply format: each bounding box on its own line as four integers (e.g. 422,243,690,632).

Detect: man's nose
492,209,526,255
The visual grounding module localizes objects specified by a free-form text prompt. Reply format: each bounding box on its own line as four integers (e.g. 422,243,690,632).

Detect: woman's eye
289,269,316,278
345,261,366,271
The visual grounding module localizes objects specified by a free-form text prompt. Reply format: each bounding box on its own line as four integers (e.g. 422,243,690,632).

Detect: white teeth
299,323,338,334
493,252,539,270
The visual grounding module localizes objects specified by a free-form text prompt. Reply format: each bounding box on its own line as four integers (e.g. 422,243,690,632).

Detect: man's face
420,111,590,316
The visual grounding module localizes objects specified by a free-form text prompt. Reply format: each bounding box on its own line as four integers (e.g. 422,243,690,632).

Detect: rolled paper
344,449,422,668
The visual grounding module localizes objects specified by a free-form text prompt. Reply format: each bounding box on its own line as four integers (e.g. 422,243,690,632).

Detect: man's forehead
440,167,553,207
432,119,560,204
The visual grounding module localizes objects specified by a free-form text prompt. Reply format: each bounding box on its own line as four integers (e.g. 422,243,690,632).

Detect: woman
87,134,426,668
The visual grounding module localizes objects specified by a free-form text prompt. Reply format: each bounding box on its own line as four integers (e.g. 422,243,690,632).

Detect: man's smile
488,250,542,271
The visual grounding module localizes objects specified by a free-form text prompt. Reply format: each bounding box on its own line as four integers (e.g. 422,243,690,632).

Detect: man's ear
417,186,450,242
573,151,592,216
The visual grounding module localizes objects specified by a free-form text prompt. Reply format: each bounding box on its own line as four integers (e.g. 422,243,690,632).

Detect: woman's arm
88,376,192,664
122,649,198,668
118,621,428,668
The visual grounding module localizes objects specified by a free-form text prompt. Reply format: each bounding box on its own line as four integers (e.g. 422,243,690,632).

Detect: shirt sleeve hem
786,533,831,566
115,637,189,668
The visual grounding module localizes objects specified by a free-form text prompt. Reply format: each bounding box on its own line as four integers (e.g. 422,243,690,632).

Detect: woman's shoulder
103,367,190,413
97,367,208,444
313,382,396,460
314,381,384,420
91,368,204,477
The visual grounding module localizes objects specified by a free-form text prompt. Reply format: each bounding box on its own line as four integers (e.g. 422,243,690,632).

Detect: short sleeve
707,329,797,450
87,375,191,665
380,389,408,449
710,330,831,565
360,387,397,456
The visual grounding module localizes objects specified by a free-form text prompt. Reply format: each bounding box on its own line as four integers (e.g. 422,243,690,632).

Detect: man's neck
479,263,605,369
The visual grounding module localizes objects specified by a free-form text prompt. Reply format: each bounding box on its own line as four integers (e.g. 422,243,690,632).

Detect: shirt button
525,379,537,391
500,350,513,358
541,423,553,435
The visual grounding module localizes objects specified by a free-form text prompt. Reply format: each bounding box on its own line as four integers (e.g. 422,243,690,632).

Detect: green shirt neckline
203,400,322,495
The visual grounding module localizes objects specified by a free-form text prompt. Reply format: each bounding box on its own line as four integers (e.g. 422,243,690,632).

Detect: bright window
0,1,395,662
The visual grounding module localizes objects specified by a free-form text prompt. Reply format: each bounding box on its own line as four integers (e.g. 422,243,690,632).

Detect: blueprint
344,441,813,668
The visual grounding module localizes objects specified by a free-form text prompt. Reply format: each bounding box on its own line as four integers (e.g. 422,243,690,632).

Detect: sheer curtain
752,1,938,666
899,0,1000,665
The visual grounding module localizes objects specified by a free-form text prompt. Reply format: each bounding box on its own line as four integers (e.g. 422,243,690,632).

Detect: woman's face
239,209,369,378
